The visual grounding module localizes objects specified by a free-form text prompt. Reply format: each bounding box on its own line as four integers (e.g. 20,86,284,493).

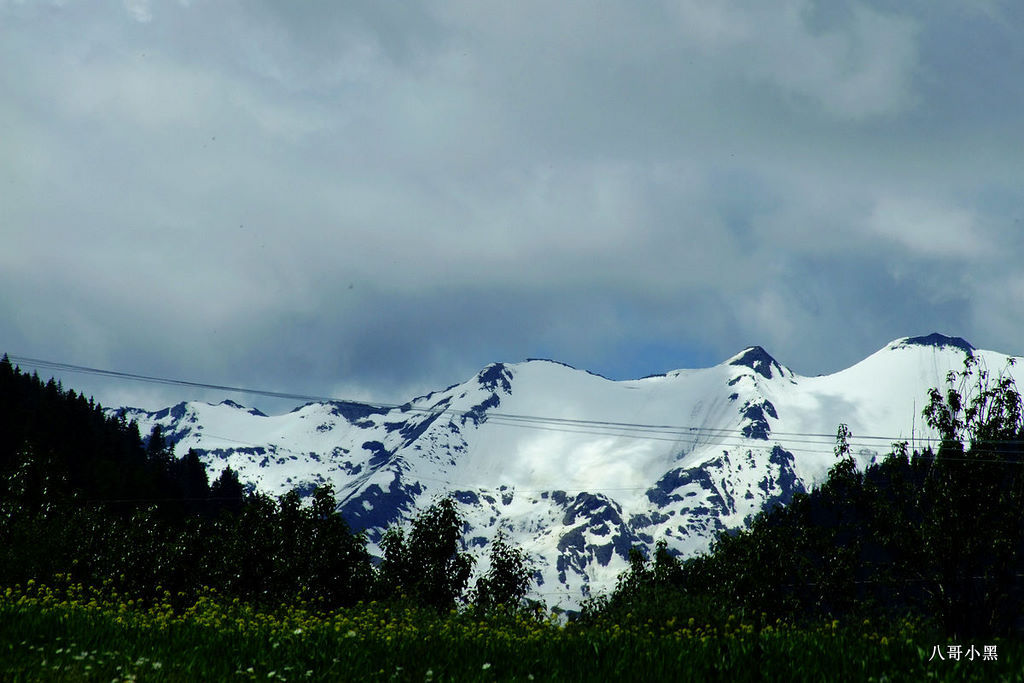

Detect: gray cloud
2,0,1022,412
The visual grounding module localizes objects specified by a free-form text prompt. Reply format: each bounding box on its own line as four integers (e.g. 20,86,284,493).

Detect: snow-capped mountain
116,333,1020,608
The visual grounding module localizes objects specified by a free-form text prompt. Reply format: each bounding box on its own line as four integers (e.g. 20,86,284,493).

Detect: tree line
587,355,1024,638
0,354,532,614
7,351,1024,637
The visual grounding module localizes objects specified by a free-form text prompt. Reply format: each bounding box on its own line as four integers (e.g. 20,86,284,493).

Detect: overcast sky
3,0,1023,413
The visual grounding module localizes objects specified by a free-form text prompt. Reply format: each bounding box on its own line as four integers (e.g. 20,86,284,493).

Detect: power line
7,354,350,406
7,353,943,446
14,353,1024,473
13,354,1024,596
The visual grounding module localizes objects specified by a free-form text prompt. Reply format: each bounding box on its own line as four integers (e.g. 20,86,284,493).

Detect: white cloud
1,1,1021,410
122,0,152,23
867,197,988,259
670,0,920,119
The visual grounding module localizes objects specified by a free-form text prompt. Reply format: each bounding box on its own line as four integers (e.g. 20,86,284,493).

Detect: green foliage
376,497,476,610
923,355,1023,450
918,356,1024,636
470,531,535,613
828,423,857,482
7,581,1013,682
598,356,1024,638
0,355,544,620
12,351,1024,676
209,465,245,513
0,357,374,609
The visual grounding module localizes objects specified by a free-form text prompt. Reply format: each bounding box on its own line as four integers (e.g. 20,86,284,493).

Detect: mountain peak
112,332,1024,609
217,399,267,417
890,333,975,355
524,357,577,369
728,346,783,380
476,362,513,394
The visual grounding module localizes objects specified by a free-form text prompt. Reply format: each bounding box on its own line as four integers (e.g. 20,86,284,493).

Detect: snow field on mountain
119,335,1022,608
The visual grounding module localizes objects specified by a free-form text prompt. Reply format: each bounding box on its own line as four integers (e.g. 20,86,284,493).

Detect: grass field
1,580,1020,682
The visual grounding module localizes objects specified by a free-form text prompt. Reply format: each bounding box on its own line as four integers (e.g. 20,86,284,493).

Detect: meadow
2,579,1019,682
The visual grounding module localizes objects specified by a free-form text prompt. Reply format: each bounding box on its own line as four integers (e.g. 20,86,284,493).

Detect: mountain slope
117,333,1019,607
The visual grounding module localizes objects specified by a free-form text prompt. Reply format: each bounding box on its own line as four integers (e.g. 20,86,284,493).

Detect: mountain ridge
114,333,1020,607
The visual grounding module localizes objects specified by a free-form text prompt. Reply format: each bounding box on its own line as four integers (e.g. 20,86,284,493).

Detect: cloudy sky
3,0,1023,413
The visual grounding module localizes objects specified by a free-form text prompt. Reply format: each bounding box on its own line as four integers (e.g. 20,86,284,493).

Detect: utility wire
7,354,348,406
7,353,944,445
14,354,1024,464
13,354,1024,594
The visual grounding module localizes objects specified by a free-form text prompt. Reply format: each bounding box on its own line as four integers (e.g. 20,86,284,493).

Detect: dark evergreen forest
0,354,529,614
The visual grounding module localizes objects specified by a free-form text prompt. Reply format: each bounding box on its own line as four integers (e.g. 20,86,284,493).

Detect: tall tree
377,497,475,610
